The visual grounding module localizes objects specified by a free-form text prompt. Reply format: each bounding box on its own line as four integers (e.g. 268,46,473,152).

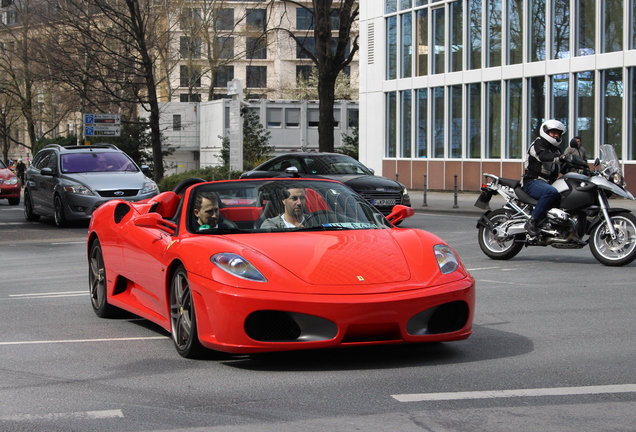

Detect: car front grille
97,189,140,198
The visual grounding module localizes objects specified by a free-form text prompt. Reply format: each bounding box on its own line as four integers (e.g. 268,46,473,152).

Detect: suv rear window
60,153,138,173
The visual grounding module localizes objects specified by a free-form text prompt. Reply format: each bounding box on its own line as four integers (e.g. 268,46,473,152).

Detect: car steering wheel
303,210,341,227
173,178,206,195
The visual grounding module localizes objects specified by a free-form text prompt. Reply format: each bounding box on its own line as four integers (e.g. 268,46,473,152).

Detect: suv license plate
373,199,396,206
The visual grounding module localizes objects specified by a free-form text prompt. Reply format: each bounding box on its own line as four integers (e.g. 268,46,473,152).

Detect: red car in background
88,177,474,358
0,160,20,205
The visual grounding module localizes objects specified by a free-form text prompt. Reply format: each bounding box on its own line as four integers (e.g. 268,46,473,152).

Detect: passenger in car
260,186,307,229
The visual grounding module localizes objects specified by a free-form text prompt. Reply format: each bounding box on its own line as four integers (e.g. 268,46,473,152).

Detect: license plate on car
372,199,396,206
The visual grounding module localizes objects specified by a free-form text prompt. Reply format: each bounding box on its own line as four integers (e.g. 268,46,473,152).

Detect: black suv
24,144,158,227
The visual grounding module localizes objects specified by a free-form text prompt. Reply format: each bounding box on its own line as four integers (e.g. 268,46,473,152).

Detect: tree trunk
317,69,336,153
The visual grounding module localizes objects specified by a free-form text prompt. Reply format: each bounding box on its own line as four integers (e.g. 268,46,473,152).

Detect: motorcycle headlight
212,253,267,282
610,173,624,186
142,180,158,194
63,184,94,195
434,244,459,274
5,176,18,185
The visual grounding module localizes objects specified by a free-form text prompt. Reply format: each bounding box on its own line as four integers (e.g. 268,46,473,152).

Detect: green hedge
158,166,244,192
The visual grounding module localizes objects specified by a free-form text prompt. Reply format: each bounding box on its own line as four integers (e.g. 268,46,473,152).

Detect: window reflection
469,0,482,70
467,83,482,158
401,13,413,78
487,0,502,67
577,0,595,56
575,71,595,150
416,89,428,158
529,0,546,62
602,68,623,155
528,76,546,143
507,79,523,159
432,8,445,74
450,1,463,72
450,85,462,158
553,0,570,58
552,74,569,131
486,81,501,158
432,87,445,157
401,90,412,157
416,9,429,76
602,0,623,53
508,0,523,64
387,16,397,79
386,92,397,157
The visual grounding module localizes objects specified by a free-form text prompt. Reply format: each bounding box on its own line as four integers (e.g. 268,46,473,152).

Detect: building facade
359,0,636,191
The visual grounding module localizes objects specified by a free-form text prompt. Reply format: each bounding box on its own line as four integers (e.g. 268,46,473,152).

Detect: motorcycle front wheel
478,209,524,260
589,212,636,266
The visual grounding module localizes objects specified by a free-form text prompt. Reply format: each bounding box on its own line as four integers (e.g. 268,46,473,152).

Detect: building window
400,0,412,10
552,0,570,59
508,0,523,64
400,90,412,157
213,65,234,88
247,9,267,31
180,94,201,102
602,0,623,53
529,0,546,61
416,89,428,158
632,2,636,49
528,76,546,143
333,108,341,128
432,8,444,74
386,0,397,14
552,74,569,129
602,68,623,154
450,1,463,72
467,83,481,158
297,8,314,30
450,85,462,158
180,37,201,59
577,0,595,55
432,86,444,158
216,8,234,31
387,15,397,79
416,8,428,76
216,37,234,59
247,36,267,59
575,71,595,150
487,0,502,67
401,13,412,78
469,0,482,70
180,8,202,29
173,115,182,131
180,65,201,88
286,108,301,127
386,92,397,157
296,65,313,82
296,37,316,59
308,108,320,128
266,108,282,128
486,81,501,158
506,79,523,159
246,66,267,88
347,109,359,127
629,68,636,159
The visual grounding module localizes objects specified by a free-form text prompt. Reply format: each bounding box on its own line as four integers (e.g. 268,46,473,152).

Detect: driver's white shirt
282,214,305,228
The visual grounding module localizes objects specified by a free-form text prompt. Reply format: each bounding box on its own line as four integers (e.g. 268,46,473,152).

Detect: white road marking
0,409,124,422
0,336,167,346
10,291,87,299
392,384,636,402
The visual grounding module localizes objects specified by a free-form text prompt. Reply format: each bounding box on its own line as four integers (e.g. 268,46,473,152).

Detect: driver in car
194,192,221,230
261,187,307,229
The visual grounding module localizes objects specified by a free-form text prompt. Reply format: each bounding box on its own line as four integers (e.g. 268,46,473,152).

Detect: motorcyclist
522,119,569,236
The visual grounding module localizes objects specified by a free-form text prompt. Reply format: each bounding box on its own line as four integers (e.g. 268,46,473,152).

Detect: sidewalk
407,189,636,216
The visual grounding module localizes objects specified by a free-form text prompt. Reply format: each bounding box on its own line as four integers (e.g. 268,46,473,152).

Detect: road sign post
83,114,121,138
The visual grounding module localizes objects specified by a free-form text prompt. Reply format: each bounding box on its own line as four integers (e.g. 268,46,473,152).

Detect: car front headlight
212,253,267,282
434,244,459,274
63,184,94,195
142,180,158,194
5,176,18,185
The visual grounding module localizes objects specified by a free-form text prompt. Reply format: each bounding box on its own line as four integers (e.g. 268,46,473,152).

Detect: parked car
88,177,474,358
24,144,158,227
240,153,411,215
0,159,21,205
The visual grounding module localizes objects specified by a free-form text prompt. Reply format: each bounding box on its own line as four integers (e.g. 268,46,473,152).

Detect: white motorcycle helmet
540,119,567,146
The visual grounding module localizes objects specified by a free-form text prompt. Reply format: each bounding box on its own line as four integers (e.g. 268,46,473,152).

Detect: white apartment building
359,0,636,191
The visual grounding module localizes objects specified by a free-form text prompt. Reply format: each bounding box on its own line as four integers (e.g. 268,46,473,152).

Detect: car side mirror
285,166,300,177
594,158,600,168
134,212,177,235
141,165,152,176
386,205,415,225
41,167,55,176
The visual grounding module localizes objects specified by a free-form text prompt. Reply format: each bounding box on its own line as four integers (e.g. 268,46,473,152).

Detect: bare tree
273,0,358,153
40,0,179,182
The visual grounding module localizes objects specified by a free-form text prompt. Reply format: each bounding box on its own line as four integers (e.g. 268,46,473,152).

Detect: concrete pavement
407,189,636,216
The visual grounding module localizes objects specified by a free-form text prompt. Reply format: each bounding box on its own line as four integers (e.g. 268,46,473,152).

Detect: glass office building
359,0,636,191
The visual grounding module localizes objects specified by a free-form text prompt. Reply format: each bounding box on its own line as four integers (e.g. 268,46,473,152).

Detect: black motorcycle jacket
522,136,564,185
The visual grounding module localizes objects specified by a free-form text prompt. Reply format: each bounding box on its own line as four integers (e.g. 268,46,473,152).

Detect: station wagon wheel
89,239,116,318
23,191,40,221
54,195,67,227
170,265,205,358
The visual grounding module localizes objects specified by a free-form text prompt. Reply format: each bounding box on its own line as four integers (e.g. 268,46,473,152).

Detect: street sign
84,125,121,137
84,113,121,125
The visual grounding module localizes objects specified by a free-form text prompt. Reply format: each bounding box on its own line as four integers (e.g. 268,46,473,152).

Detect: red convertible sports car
88,177,475,358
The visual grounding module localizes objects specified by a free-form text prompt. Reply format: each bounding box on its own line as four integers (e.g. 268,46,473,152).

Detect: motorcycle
475,144,636,266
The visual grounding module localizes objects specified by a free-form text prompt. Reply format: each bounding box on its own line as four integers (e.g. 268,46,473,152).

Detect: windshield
305,155,374,175
61,152,138,173
188,179,392,234
599,144,622,177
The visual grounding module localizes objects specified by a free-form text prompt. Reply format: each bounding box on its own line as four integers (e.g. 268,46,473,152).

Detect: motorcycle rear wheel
589,212,636,266
478,209,524,260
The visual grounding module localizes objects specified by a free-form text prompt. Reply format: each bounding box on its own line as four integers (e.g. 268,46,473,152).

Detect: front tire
170,265,206,358
89,239,117,317
478,209,524,260
54,195,67,227
589,212,636,266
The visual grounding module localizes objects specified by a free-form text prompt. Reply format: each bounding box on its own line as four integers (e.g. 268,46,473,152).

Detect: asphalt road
1,200,636,432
